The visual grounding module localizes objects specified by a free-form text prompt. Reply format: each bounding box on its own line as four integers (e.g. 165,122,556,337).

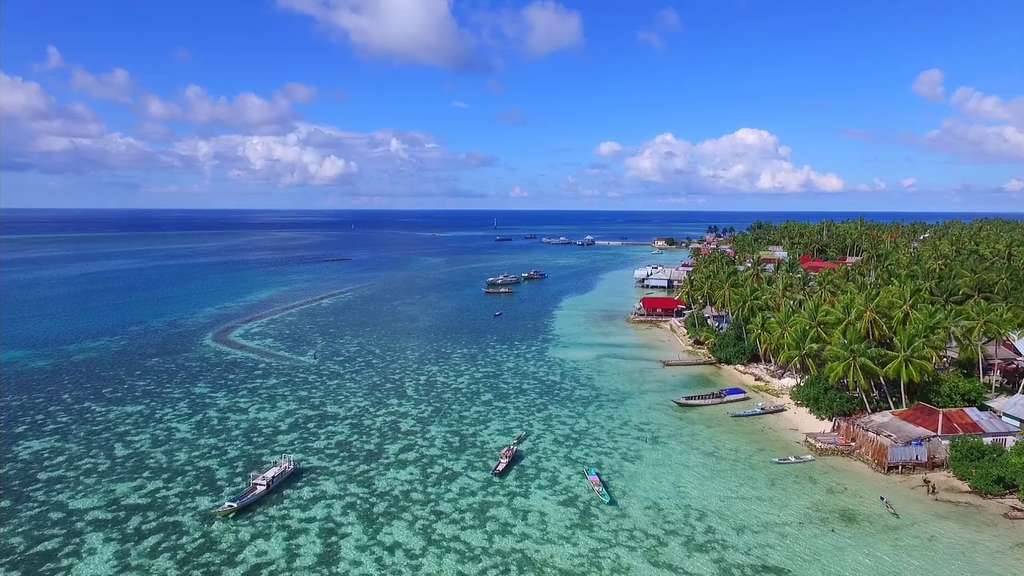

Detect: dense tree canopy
678,218,1024,411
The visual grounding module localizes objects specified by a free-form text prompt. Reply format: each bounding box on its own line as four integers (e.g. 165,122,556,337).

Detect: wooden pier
661,359,718,367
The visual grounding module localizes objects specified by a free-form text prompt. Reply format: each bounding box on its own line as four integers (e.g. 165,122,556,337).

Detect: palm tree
780,324,824,378
826,329,882,413
748,313,772,362
881,328,934,408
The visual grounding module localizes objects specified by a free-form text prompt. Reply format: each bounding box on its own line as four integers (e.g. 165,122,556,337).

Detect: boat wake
209,288,354,362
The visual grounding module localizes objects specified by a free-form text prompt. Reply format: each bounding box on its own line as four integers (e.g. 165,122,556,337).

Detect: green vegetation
948,437,1024,500
678,219,1024,412
790,373,862,420
709,324,755,364
923,373,987,409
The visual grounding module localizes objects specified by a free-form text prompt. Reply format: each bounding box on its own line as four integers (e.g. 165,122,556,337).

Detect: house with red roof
633,296,687,319
798,254,840,274
835,403,1020,472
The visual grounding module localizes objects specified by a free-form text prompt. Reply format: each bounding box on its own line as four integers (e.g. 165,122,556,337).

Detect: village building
633,296,687,319
701,305,731,331
652,238,675,248
633,264,690,290
834,403,1020,472
985,394,1024,429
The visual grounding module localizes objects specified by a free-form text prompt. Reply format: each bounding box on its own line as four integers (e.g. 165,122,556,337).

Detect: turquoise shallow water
2,210,1022,575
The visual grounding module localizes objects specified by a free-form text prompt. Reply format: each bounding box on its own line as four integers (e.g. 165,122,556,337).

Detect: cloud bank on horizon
0,1,1021,210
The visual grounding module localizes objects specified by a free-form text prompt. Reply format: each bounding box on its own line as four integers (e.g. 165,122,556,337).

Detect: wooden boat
214,455,296,517
880,496,900,518
483,287,514,295
520,270,547,280
583,467,612,504
491,432,527,476
486,274,521,286
772,454,815,465
730,402,787,417
672,387,748,407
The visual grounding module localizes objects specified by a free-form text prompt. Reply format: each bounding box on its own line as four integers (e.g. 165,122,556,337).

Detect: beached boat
491,432,527,476
772,455,815,465
483,287,514,295
495,236,513,242
583,467,612,504
486,273,521,286
730,402,787,417
214,455,296,517
672,387,748,407
521,270,547,280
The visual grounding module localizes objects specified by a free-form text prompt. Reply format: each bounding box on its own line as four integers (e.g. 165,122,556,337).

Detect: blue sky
1,1,1022,211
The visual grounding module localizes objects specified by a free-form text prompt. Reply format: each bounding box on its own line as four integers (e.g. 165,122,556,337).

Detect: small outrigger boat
483,287,514,295
673,387,748,407
486,273,521,286
491,432,527,476
880,496,900,518
521,270,547,280
730,402,787,417
495,236,513,242
214,455,296,517
772,454,815,465
583,467,612,504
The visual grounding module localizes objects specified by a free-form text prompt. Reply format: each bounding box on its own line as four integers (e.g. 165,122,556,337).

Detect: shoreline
658,318,1024,523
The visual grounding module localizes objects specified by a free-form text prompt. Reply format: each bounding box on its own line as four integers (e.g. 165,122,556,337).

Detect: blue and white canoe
673,387,748,407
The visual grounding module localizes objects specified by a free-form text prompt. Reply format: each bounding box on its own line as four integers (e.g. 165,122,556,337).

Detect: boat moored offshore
542,236,571,245
672,387,748,407
214,455,296,517
521,270,547,280
486,273,522,286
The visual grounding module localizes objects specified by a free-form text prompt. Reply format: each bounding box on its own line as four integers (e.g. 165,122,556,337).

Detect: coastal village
628,221,1024,520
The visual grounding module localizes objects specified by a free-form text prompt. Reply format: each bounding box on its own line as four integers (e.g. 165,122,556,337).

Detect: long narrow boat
772,454,815,465
214,455,296,517
490,432,528,476
730,402,787,417
672,387,748,407
583,467,612,504
483,287,514,295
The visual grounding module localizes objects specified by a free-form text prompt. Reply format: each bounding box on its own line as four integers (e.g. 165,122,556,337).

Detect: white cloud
623,128,844,193
70,67,134,102
924,118,1024,162
278,0,474,69
520,1,584,57
1,72,159,172
509,185,528,198
450,100,469,109
595,140,623,157
912,68,945,102
856,177,887,192
41,45,65,70
950,86,1024,126
637,7,681,50
900,177,917,191
138,83,317,132
1003,177,1024,193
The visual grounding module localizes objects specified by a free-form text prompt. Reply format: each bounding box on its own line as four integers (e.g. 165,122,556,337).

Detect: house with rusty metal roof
834,403,1020,472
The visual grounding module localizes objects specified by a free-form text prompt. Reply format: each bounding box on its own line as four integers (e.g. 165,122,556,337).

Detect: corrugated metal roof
856,411,935,443
893,403,984,435
986,394,1024,420
963,407,1020,434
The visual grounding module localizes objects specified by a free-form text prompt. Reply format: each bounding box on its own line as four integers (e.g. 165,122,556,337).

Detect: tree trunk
860,387,872,413
977,344,984,382
899,375,908,409
880,380,895,411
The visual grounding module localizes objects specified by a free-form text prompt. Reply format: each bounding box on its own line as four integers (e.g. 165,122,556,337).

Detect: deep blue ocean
2,209,1022,576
